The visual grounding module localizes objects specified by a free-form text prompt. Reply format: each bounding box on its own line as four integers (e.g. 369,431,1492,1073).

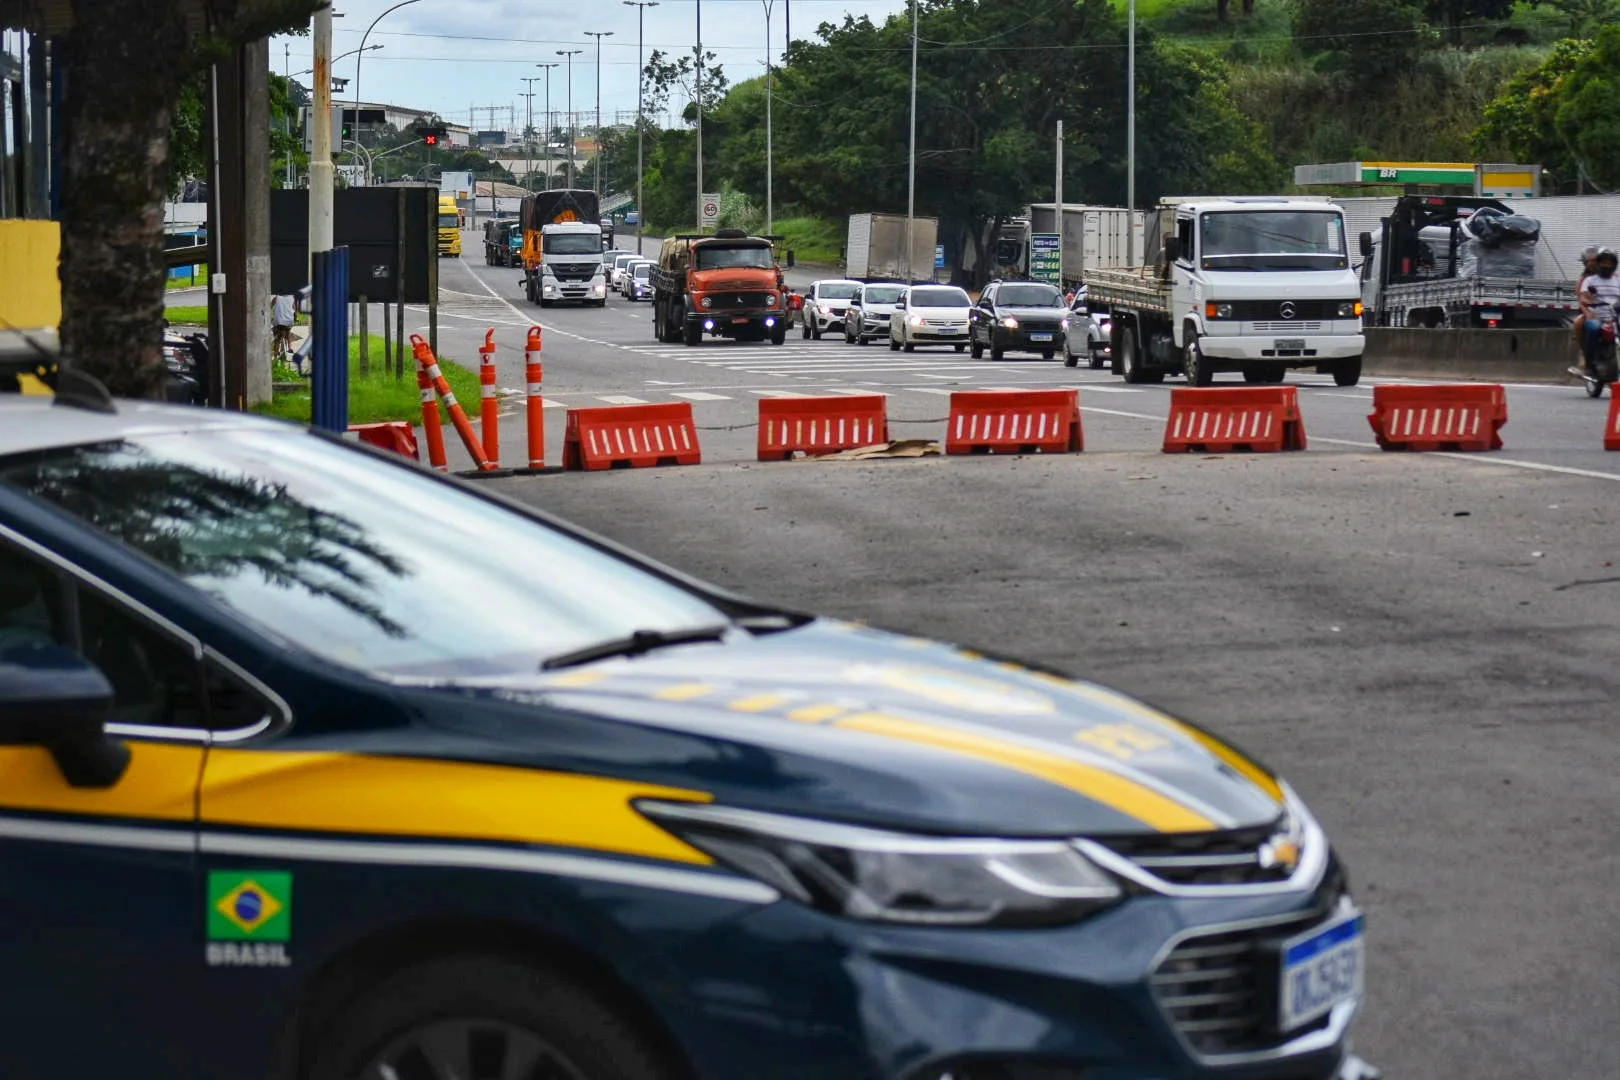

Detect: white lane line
907,388,954,395
539,397,568,409
750,389,816,397
825,387,889,395
597,394,650,405
917,373,958,380
670,391,731,401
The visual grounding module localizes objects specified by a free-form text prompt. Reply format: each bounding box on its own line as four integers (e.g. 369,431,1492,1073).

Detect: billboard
270,186,435,303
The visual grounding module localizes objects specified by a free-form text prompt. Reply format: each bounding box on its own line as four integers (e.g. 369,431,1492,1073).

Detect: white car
610,253,639,292
624,260,654,301
801,279,863,340
843,282,907,345
1062,289,1112,370
888,284,972,352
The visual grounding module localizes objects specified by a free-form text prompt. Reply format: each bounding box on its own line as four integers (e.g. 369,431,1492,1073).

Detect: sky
272,0,912,134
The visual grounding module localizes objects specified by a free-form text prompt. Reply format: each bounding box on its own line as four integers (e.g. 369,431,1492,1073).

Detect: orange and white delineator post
478,328,501,466
523,325,545,469
410,334,498,472
417,367,449,472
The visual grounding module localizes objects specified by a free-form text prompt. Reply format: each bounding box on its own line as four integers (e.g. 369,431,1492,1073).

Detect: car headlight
1338,300,1363,317
908,314,925,327
1204,302,1234,319
1060,317,1070,331
1000,316,1019,329
638,801,1122,927
699,296,712,309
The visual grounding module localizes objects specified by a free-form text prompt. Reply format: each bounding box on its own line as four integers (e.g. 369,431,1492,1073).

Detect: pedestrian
271,293,296,362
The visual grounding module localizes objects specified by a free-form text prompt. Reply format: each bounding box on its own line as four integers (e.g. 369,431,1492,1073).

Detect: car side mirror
1164,237,1183,264
1359,232,1373,260
895,298,905,309
0,644,128,788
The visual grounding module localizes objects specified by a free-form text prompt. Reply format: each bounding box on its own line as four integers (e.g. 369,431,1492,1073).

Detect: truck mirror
1163,237,1182,263
1358,232,1373,259
786,250,797,268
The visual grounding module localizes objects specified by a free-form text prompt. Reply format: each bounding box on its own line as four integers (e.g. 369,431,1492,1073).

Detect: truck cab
536,222,608,307
651,231,788,346
436,196,462,258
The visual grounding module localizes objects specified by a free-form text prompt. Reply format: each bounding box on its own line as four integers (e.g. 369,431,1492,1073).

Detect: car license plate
1030,332,1054,342
936,326,960,334
1274,338,1306,350
1279,910,1364,1032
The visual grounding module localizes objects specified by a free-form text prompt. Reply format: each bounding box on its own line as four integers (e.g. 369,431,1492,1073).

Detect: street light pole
585,31,614,198
557,49,582,188
763,0,774,235
624,1,658,252
520,76,541,191
1127,0,1136,266
536,63,559,191
311,5,334,255
905,0,918,282
695,0,704,229
355,0,422,124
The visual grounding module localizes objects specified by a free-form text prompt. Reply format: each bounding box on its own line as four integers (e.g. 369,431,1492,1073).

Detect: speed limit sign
700,193,720,227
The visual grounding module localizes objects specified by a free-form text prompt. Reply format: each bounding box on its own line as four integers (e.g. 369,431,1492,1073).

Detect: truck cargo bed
1083,266,1172,315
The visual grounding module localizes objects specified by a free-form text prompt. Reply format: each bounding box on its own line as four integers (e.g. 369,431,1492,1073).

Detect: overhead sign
935,244,945,269
700,193,720,229
1030,232,1062,286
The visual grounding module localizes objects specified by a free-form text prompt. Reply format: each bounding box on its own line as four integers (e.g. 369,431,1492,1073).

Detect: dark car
484,218,520,267
969,279,1069,360
0,392,1374,1080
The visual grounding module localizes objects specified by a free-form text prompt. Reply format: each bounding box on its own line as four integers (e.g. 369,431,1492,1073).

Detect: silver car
801,279,863,340
843,282,907,344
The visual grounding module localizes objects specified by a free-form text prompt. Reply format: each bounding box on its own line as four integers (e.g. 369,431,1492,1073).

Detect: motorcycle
1584,299,1618,398
162,326,211,405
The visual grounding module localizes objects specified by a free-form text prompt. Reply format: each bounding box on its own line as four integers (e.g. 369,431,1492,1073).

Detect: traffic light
414,123,448,147
423,133,438,146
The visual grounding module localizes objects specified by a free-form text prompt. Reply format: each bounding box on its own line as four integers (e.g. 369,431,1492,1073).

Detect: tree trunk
58,0,191,398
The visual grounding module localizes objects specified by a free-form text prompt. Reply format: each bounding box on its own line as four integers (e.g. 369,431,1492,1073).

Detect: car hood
910,307,970,319
861,302,901,315
430,621,1285,838
997,305,1067,320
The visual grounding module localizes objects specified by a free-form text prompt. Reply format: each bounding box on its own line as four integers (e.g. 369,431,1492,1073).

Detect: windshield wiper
541,624,731,671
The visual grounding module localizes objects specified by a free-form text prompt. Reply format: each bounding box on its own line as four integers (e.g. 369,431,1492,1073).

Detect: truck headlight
638,802,1122,927
1338,301,1363,317
593,282,606,296
1001,316,1019,329
766,294,778,307
1205,302,1233,319
700,296,713,309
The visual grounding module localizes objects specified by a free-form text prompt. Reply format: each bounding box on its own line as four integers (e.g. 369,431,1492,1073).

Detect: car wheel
812,322,823,340
802,320,811,340
955,344,966,353
1088,349,1105,370
971,340,985,359
1185,335,1214,387
903,342,916,352
1334,356,1363,387
1041,349,1055,361
304,956,676,1080
1063,345,1079,368
990,346,1004,361
889,336,901,352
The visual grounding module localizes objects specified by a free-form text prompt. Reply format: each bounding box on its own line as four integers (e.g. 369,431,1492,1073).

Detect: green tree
1472,37,1594,186
1293,0,1428,91
1553,26,1620,189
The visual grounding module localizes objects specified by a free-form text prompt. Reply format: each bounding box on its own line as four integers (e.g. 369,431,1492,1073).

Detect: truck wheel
1185,336,1214,387
304,955,677,1080
1121,328,1149,384
770,322,787,346
1334,356,1362,387
683,318,702,347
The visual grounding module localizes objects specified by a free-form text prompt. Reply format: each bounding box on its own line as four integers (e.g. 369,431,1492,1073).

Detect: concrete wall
1363,327,1578,384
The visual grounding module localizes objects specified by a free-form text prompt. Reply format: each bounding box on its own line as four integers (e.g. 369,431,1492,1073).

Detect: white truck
536,221,608,307
1085,197,1366,386
846,212,940,282
1021,204,1147,292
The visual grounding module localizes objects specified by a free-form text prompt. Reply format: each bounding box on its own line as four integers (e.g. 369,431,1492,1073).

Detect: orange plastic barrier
411,334,503,474
517,325,547,471
1367,383,1505,452
348,421,419,460
563,402,702,471
478,328,501,467
945,389,1082,455
1606,392,1620,451
758,394,889,460
417,368,448,472
1163,386,1306,453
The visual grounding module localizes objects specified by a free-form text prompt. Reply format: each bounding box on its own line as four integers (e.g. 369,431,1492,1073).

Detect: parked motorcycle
162,326,211,405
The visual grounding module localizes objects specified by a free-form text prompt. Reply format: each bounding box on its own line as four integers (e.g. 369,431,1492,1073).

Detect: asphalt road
414,228,1620,478
394,231,1620,1079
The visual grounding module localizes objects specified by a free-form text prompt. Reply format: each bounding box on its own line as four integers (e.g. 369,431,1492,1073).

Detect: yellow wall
0,220,62,330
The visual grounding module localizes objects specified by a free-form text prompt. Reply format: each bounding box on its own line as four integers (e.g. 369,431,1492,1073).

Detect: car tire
955,344,966,353
1334,356,1362,387
1041,349,1054,361
1088,349,1106,370
802,320,811,340
990,346,1004,361
812,323,824,340
971,340,985,359
889,337,901,352
1063,346,1079,368
903,342,916,352
303,955,677,1080
1186,335,1214,387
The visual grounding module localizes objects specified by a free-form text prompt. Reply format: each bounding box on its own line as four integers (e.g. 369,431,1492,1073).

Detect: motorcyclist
1569,246,1600,375
1575,247,1620,379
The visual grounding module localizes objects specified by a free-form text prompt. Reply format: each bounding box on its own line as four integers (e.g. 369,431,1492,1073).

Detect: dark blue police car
0,390,1377,1080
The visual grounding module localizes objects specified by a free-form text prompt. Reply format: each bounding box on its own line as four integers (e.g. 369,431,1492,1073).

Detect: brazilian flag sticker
207,871,292,942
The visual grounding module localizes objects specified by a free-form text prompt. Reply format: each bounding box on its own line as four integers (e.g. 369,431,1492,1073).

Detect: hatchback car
801,279,863,339
610,253,640,292
0,391,1374,1080
624,260,654,301
889,284,973,352
969,280,1068,360
1063,287,1113,369
843,282,907,344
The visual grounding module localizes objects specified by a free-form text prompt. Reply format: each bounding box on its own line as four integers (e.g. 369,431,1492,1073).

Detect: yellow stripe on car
201,750,715,864
832,712,1216,833
0,743,202,819
654,682,716,702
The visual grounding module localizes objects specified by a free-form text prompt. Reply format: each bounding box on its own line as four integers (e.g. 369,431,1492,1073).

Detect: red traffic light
423,134,438,146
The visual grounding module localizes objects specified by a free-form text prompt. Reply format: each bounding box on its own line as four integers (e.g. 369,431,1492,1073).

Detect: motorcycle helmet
1596,247,1617,271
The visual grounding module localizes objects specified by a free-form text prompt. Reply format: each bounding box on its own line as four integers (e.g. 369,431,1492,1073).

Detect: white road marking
598,394,650,405
750,389,816,397
907,388,955,395
670,391,731,401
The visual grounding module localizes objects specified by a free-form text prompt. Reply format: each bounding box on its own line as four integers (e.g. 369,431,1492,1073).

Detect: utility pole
585,31,614,198
521,78,541,192
624,1,658,251
557,49,582,188
537,62,559,192
905,0,917,282
311,5,334,255
1127,0,1136,266
764,0,774,234
695,0,704,230
1055,119,1063,292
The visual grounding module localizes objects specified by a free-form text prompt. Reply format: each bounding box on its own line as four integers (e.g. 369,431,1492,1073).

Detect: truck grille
708,291,773,310
1093,822,1295,887
551,265,597,283
1223,300,1344,321
1251,320,1324,332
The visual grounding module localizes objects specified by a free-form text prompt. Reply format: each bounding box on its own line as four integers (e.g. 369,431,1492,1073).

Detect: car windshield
615,256,636,269
696,246,774,270
437,214,459,229
863,286,904,304
910,287,971,308
545,234,602,255
817,283,859,300
998,285,1063,307
0,431,728,679
1200,211,1348,270
633,264,651,279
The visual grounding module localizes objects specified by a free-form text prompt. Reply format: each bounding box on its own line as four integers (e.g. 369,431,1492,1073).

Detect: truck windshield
545,234,602,255
696,246,774,270
998,284,1063,306
1200,211,1347,270
438,214,459,229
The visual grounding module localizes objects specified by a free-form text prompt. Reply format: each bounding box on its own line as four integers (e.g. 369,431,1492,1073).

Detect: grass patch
252,336,480,426
772,216,844,266
165,305,208,325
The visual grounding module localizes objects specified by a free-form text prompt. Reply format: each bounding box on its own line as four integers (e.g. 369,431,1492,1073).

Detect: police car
0,384,1377,1080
